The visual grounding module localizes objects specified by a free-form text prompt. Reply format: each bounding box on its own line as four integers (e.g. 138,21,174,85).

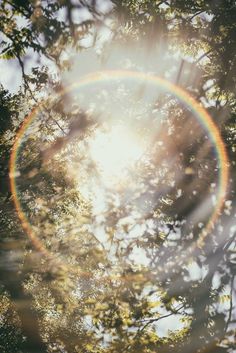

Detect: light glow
89,124,145,186
9,70,229,265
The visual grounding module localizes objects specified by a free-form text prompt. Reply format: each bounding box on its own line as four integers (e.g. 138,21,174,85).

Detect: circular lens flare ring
9,70,229,268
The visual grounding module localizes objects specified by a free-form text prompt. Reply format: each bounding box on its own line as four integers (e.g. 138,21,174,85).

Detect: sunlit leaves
0,1,236,353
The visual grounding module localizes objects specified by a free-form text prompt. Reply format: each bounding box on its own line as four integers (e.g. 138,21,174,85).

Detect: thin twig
189,11,205,22
139,304,185,332
224,275,235,334
195,49,212,64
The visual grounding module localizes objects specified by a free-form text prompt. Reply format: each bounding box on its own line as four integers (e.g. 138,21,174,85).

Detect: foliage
0,1,235,353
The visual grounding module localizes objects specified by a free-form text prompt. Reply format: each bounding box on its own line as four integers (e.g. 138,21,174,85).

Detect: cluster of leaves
0,1,236,353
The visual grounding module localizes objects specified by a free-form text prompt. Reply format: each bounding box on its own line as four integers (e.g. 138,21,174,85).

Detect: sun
89,124,145,186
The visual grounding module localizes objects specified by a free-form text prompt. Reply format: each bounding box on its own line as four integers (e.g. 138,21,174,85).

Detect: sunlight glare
89,124,144,186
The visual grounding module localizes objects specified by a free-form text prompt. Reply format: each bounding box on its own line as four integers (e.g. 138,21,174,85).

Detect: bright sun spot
89,124,144,186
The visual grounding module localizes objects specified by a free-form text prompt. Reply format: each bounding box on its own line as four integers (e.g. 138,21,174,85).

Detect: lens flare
9,70,229,267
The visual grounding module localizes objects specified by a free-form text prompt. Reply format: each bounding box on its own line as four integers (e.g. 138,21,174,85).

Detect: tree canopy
0,1,235,353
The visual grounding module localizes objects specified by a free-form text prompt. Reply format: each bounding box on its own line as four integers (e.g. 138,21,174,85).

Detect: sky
1,0,235,343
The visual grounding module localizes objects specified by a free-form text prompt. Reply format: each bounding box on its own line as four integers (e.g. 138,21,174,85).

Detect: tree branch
224,275,235,334
139,304,185,332
189,11,205,22
195,49,212,64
